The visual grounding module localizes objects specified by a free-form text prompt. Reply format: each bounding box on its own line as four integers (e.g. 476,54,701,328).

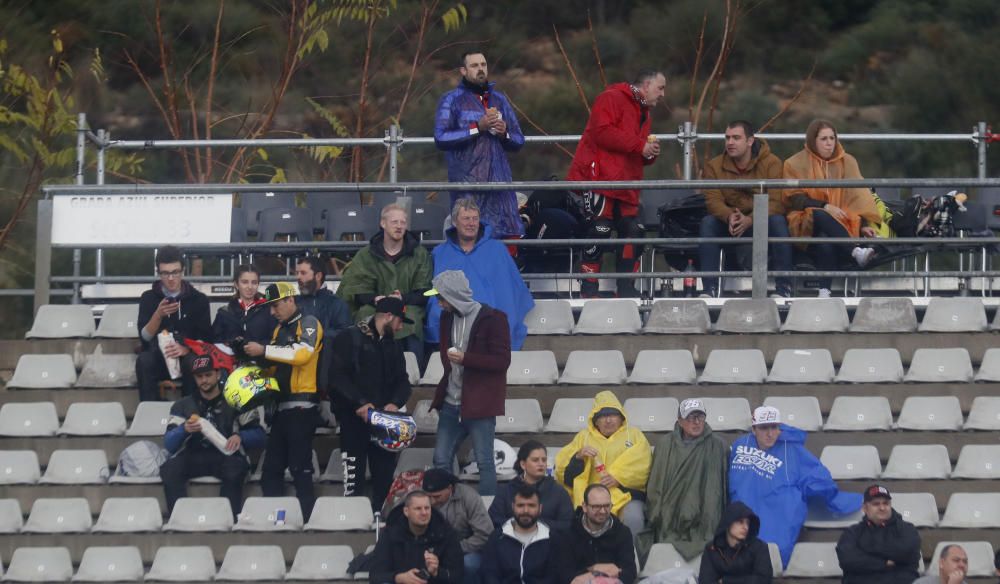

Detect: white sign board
52,193,233,245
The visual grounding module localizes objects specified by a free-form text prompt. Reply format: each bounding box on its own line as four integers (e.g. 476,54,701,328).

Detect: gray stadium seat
0,499,24,533
558,350,627,385
965,396,1000,430
881,444,952,480
823,396,893,431
783,542,842,578
215,545,286,581
524,300,574,335
762,397,822,432
25,304,94,338
974,347,1000,382
411,401,438,434
39,450,109,485
714,299,780,333
3,547,73,582
507,351,559,385
395,448,436,476
145,546,217,582
210,302,227,320
939,493,1000,528
22,498,92,533
834,348,903,383
819,445,881,479
919,297,988,332
0,451,40,485
904,348,973,382
304,497,374,531
698,349,767,384
700,397,752,432
767,543,784,577
419,357,444,386
803,502,862,529
849,297,917,332
545,398,595,433
75,353,136,388
481,495,494,510
286,546,355,580
72,546,144,582
403,352,420,386
640,543,695,576
642,299,711,334
125,401,173,436
573,299,641,334
498,399,545,433
7,355,77,389
766,349,835,383
0,402,59,437
319,449,346,482
164,497,234,532
623,398,679,432
627,350,696,384
892,492,940,527
927,541,995,577
952,445,1000,479
780,298,849,332
896,396,963,430
58,402,127,436
234,497,303,532
92,497,163,533
94,304,140,338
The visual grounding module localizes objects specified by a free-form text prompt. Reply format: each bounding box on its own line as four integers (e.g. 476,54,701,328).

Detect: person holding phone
370,490,464,584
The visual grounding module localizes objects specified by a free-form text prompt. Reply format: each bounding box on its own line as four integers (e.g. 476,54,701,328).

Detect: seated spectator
159,355,265,516
482,484,567,584
699,120,792,298
337,203,433,364
423,469,493,584
136,245,212,401
836,484,920,584
489,440,574,532
516,188,586,274
728,406,861,566
644,399,727,560
564,484,638,584
212,264,276,349
371,490,464,584
554,391,652,536
424,198,535,351
782,119,880,297
698,501,773,584
913,544,969,584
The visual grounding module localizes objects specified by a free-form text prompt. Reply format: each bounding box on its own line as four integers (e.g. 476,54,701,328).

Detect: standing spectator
728,406,861,565
427,270,511,496
242,282,323,518
836,484,921,584
328,296,412,511
566,70,666,298
782,119,880,297
337,203,433,364
914,545,969,584
564,484,638,584
481,485,567,584
295,255,352,395
211,264,276,348
644,399,727,560
434,51,525,239
136,245,212,401
370,490,464,584
554,390,652,536
489,440,574,532
424,198,534,351
699,120,793,298
423,469,494,584
698,501,773,584
159,355,265,516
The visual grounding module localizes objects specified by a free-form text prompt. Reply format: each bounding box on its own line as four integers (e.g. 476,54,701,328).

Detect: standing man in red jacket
567,70,666,298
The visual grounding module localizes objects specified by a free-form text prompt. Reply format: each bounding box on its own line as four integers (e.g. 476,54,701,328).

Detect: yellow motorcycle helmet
224,365,279,412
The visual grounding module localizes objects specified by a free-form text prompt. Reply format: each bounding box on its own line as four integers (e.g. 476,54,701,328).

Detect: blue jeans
433,403,497,495
463,552,482,584
698,214,793,292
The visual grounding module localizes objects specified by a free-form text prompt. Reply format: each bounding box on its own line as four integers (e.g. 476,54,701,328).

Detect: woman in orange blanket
782,119,880,297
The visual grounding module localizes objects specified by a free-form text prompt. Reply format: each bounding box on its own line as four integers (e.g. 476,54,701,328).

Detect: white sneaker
818,288,832,299
852,246,875,268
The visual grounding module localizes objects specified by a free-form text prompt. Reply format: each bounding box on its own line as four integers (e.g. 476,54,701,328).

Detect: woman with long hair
487,440,574,531
212,264,276,346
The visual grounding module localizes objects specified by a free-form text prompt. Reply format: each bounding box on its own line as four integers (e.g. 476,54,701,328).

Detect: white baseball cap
678,398,707,419
752,406,781,426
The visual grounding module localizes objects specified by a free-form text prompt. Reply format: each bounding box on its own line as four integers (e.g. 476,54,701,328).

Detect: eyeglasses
684,414,707,423
585,503,612,511
158,269,183,279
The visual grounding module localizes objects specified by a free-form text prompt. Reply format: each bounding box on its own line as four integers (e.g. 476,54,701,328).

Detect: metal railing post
751,193,768,298
71,113,87,304
95,129,106,279
681,122,695,180
388,124,399,184
34,200,53,313
977,121,988,179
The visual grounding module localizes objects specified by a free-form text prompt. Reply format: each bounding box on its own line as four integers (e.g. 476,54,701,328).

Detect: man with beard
481,485,567,584
371,490,464,584
434,51,525,240
296,256,352,398
836,484,921,584
564,484,638,584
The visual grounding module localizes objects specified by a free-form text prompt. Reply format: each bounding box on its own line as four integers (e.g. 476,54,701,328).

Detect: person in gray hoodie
424,469,494,584
426,270,512,496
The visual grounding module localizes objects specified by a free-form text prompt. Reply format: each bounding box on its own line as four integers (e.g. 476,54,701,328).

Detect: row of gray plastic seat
777,540,996,579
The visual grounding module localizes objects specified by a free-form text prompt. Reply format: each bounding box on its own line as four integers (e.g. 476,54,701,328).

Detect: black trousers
261,406,319,519
809,209,853,289
160,447,250,516
136,348,195,401
335,404,399,512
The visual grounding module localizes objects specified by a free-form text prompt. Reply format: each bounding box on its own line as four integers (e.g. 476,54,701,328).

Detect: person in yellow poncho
782,119,882,298
554,390,652,537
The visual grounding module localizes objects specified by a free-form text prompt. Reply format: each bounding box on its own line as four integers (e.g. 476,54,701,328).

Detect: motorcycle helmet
368,409,417,452
223,365,279,412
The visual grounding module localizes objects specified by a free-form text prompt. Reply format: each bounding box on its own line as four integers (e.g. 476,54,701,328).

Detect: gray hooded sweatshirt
432,270,482,406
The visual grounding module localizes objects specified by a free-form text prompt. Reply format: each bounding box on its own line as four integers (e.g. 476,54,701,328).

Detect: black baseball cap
864,484,891,502
375,296,414,324
191,355,215,375
422,468,458,492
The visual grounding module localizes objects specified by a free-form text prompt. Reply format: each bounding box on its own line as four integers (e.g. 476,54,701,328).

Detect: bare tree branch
587,11,606,88
553,25,590,114
758,61,816,133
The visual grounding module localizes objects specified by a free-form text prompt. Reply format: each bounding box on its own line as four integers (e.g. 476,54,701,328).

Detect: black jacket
211,296,277,345
328,317,412,411
835,509,921,584
370,504,463,584
482,519,566,584
297,287,352,339
563,508,638,584
488,475,575,532
699,501,773,584
137,280,212,350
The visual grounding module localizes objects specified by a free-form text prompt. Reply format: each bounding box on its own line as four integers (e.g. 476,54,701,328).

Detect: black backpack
887,195,925,238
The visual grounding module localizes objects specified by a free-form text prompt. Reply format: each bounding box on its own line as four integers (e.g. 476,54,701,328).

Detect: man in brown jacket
698,120,793,298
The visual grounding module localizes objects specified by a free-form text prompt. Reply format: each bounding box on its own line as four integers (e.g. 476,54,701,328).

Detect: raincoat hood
713,501,761,544
431,270,480,317
587,390,630,436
